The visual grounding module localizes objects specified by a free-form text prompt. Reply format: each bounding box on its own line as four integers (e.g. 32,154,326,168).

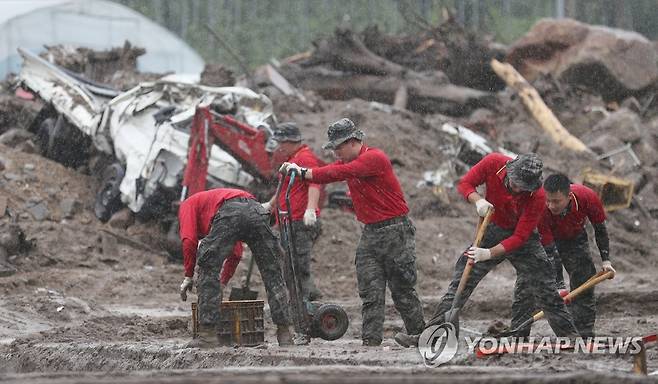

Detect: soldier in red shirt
263,122,324,304
177,188,293,347
279,118,425,346
529,173,616,337
396,153,579,347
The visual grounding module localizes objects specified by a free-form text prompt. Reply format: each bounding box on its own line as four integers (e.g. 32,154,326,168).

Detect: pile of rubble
264,17,658,285
275,18,503,116
38,41,163,90
268,18,657,206
0,17,657,285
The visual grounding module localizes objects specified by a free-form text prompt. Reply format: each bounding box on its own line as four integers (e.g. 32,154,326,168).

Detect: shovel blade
443,308,461,337
229,287,258,301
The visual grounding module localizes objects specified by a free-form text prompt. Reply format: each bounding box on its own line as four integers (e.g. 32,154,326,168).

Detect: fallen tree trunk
281,66,494,116
303,28,411,78
490,59,591,153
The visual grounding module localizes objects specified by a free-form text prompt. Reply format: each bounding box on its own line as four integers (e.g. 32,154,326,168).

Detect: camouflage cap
506,153,543,191
272,122,302,142
322,118,365,150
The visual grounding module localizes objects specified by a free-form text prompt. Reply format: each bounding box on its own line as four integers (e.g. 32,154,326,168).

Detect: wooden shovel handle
564,271,614,302
456,209,494,296
474,208,494,248
529,270,614,323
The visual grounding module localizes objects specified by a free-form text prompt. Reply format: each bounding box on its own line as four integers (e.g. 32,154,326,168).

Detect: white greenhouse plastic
0,0,204,77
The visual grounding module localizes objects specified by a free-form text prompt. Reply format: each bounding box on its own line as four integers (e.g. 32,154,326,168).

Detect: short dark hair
543,173,571,194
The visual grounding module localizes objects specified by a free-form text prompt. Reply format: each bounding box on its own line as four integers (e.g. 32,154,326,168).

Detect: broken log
253,64,314,108
490,59,591,153
361,22,506,91
100,228,168,257
281,66,494,116
304,28,410,78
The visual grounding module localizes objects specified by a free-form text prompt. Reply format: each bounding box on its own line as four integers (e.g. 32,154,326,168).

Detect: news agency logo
418,327,645,368
417,323,459,367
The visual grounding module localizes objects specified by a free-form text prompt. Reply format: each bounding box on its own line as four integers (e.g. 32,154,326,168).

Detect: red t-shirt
539,184,606,246
278,145,322,221
178,188,253,277
457,153,546,253
311,145,409,224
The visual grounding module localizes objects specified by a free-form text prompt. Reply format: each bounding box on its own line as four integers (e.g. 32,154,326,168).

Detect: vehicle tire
37,115,90,168
94,163,125,222
312,303,349,341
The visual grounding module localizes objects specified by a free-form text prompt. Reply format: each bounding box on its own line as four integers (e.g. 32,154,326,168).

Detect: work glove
602,261,616,279
180,276,193,302
465,246,492,263
278,162,302,175
261,201,272,212
475,199,494,217
303,209,317,226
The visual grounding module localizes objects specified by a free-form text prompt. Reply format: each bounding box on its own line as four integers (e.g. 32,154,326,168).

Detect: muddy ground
1,92,658,382
2,19,658,381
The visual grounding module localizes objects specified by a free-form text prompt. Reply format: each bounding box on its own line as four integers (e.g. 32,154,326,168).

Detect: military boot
276,325,293,346
184,327,220,348
394,332,420,348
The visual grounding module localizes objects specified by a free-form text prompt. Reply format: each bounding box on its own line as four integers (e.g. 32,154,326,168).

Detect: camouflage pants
546,246,567,290
356,216,425,344
196,197,290,328
431,223,579,338
538,232,597,337
280,219,321,302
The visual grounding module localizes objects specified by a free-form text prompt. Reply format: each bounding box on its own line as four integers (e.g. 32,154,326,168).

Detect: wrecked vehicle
17,48,276,221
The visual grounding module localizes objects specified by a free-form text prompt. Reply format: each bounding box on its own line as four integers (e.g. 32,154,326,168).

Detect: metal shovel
426,208,494,336
228,255,258,301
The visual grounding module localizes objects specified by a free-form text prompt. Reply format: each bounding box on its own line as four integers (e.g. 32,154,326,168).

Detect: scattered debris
582,169,635,212
596,143,642,169
200,63,235,87
491,58,591,153
0,93,42,135
417,123,516,206
107,208,134,230
0,222,32,255
99,228,168,257
279,26,498,116
40,42,157,90
0,127,35,146
253,63,314,108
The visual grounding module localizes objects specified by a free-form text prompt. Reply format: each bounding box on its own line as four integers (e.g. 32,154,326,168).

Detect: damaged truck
17,47,279,224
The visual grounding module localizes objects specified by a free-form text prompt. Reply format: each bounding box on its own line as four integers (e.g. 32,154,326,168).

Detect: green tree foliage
114,0,658,72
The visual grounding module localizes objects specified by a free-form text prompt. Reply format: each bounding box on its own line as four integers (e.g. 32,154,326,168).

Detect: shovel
228,254,258,301
489,270,615,337
426,208,494,335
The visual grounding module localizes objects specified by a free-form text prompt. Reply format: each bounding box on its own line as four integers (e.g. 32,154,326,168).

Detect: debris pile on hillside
0,17,657,292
